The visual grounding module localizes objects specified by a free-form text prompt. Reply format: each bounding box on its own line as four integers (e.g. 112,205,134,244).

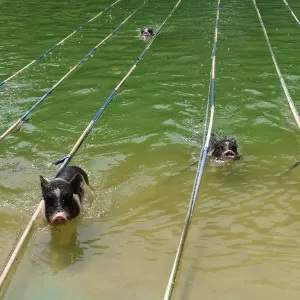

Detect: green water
1,0,300,298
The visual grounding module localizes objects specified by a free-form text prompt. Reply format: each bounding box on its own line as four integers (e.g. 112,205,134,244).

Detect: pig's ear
40,176,49,188
70,173,83,191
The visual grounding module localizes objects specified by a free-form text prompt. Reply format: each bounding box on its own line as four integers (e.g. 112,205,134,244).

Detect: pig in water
140,27,154,39
40,166,90,225
210,137,239,160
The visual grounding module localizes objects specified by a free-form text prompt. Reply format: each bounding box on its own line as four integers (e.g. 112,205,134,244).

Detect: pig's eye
45,195,56,205
229,142,237,151
215,144,224,150
61,193,71,202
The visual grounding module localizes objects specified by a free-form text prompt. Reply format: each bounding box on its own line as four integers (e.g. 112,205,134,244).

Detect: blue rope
54,0,182,178
0,1,147,142
282,0,300,25
0,0,123,87
253,0,300,129
0,1,183,289
163,1,220,299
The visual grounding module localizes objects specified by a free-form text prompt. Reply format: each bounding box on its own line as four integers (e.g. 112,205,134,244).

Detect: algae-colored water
1,0,300,299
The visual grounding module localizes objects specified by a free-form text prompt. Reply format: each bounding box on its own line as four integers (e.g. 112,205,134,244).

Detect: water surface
1,0,300,299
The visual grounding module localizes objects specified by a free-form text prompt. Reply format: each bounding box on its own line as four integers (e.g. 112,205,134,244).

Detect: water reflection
41,221,84,274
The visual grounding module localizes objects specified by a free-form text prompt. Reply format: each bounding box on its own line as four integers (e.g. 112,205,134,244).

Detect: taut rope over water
282,0,300,25
163,1,220,299
0,0,182,290
0,0,122,87
0,1,147,142
252,0,300,129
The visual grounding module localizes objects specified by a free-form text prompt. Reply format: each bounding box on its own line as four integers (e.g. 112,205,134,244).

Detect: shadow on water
41,221,84,275
0,220,85,299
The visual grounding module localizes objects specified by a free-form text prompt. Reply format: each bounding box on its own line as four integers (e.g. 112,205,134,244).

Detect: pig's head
210,138,238,160
140,28,154,38
40,174,83,225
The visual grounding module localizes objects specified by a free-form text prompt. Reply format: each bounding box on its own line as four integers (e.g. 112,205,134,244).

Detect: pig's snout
222,150,236,159
51,212,68,225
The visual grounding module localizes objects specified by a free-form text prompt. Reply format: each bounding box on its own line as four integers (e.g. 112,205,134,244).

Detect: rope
0,1,147,143
282,0,300,25
163,0,220,299
0,0,122,87
0,0,181,289
253,0,300,129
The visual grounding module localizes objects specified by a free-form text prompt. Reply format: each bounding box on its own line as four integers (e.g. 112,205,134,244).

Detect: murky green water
1,0,300,299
